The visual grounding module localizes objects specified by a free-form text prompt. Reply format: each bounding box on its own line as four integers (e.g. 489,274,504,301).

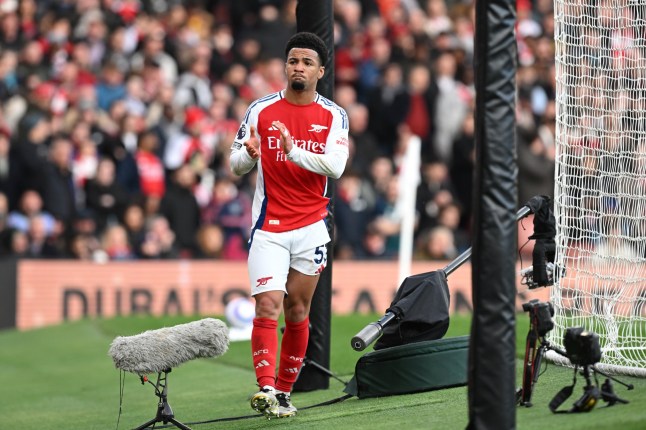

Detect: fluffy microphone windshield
108,318,230,375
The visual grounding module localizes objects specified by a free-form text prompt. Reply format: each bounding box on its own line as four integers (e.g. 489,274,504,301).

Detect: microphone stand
134,369,192,430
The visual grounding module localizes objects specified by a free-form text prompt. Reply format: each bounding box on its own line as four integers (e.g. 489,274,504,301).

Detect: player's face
285,48,324,92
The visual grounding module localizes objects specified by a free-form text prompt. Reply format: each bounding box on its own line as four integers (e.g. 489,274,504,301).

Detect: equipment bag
344,335,469,399
374,270,450,350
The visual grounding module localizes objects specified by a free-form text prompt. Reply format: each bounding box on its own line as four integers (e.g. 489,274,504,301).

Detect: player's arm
286,132,348,179
273,110,349,179
230,114,260,176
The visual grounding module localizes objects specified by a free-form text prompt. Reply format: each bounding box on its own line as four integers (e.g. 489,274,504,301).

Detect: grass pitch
0,313,644,429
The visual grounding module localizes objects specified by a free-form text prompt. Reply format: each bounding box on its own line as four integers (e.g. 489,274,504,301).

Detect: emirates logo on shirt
267,136,325,153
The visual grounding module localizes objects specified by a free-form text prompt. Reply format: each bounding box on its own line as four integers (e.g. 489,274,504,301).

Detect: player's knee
254,294,282,319
284,300,310,323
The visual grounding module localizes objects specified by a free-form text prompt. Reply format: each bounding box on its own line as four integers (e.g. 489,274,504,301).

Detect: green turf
0,313,644,430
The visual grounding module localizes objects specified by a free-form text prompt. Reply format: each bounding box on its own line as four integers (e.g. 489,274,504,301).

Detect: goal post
547,0,646,376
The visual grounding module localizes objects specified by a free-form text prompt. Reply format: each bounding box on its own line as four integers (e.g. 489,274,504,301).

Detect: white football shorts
247,220,330,296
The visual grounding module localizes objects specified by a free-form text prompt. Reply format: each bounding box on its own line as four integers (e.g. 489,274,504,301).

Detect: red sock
276,318,310,393
251,317,278,388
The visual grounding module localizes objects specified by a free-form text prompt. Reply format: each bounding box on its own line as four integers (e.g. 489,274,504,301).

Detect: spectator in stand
252,4,295,60
0,49,19,102
0,129,21,207
2,228,28,257
139,214,179,259
121,201,147,255
42,135,76,227
15,41,47,89
517,127,556,206
209,23,236,80
449,111,475,230
368,176,403,256
195,224,225,259
16,82,55,143
436,201,469,252
72,135,99,191
360,224,396,259
131,28,178,85
356,36,392,103
366,62,406,157
7,189,55,235
201,177,252,260
97,101,141,197
0,4,24,51
424,0,454,38
69,39,99,86
164,105,209,171
400,63,438,163
96,61,126,112
432,51,470,164
25,214,61,258
415,160,456,239
368,155,395,198
159,163,200,257
100,224,133,261
66,231,100,260
65,208,102,261
173,49,213,111
334,170,381,259
84,157,129,234
346,103,381,176
416,225,458,261
134,129,165,205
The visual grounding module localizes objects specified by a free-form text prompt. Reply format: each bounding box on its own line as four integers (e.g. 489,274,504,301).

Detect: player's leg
247,229,290,417
274,269,320,417
274,222,329,417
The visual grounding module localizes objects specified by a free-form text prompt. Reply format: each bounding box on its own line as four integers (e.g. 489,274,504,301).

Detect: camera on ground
564,327,602,367
522,299,554,337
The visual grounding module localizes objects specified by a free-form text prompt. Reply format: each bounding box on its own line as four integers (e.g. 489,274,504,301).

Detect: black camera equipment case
344,335,469,399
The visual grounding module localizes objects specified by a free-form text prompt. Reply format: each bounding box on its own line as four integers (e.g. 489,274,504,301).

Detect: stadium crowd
0,0,556,261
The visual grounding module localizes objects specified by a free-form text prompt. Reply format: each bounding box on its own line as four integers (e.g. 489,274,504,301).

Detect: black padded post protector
0,258,17,330
468,0,518,428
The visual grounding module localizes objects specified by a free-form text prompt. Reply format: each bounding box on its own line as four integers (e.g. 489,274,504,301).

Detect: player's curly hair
285,32,328,66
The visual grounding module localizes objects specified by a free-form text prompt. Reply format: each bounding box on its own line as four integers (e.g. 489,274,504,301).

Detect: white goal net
548,0,646,376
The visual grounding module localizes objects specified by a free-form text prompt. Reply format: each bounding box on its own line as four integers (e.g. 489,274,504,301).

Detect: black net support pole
292,0,334,392
0,258,17,330
468,0,518,428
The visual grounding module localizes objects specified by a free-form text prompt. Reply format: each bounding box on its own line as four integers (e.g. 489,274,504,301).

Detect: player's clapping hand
245,125,260,159
272,120,293,154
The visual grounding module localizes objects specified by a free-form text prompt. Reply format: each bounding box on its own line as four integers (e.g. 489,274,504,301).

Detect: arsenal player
230,32,349,418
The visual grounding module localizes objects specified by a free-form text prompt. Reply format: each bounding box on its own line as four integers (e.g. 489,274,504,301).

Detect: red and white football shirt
230,90,349,233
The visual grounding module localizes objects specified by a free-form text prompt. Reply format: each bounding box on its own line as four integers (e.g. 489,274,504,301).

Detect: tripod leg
132,417,161,430
168,418,193,430
592,366,634,390
519,330,539,406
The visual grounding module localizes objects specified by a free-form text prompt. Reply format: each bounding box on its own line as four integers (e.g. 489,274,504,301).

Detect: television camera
516,299,633,412
519,195,563,289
